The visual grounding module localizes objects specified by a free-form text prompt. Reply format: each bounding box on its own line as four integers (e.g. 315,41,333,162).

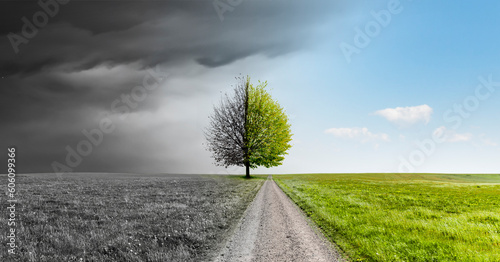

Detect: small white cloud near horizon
325,127,390,142
479,134,498,147
374,104,433,126
433,126,472,143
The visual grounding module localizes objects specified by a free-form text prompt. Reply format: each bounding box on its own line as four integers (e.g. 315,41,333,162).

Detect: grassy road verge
274,173,500,261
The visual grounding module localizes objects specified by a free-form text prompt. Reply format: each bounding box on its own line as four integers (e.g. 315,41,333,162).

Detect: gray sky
1,0,353,174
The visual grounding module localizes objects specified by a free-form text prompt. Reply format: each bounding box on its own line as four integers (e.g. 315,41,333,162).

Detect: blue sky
250,0,500,174
1,0,498,175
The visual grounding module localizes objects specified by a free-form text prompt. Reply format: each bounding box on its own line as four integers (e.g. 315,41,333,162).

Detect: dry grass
0,173,264,262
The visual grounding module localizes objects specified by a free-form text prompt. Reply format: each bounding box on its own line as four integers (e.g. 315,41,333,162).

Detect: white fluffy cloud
374,104,433,126
325,127,389,142
433,126,472,143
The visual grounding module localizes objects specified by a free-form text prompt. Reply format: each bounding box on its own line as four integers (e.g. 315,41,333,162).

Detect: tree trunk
245,162,250,178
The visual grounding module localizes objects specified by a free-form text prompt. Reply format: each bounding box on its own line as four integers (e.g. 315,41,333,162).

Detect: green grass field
0,173,264,262
274,173,500,262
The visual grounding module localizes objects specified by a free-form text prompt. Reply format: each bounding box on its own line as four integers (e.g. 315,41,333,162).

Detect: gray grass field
0,173,264,262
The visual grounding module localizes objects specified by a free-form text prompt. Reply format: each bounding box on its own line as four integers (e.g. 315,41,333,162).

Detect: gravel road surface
214,176,344,262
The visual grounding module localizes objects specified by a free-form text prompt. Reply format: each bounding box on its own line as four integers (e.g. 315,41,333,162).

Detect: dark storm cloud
0,1,209,36
0,0,348,76
0,0,351,173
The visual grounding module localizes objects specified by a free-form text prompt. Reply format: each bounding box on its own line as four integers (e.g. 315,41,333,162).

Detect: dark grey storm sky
0,0,352,174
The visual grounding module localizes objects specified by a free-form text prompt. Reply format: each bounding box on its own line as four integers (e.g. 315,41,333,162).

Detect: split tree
205,76,292,178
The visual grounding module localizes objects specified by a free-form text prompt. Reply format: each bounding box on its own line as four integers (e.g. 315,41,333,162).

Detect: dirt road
214,176,344,262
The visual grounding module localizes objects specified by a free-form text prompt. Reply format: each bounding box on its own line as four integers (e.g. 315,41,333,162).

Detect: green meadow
274,173,500,262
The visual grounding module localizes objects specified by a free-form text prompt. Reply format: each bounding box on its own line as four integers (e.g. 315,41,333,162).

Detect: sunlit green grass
274,173,500,262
